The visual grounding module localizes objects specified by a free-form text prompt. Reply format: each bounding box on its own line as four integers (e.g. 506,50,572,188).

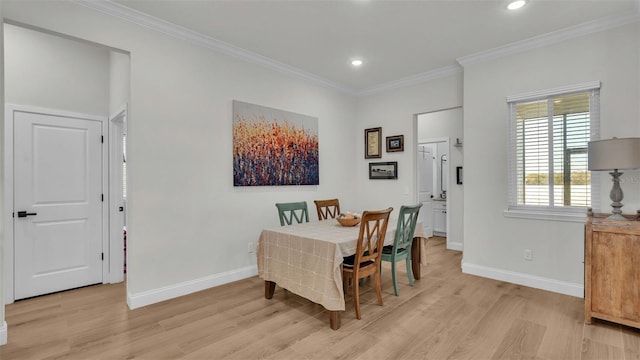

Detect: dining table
257,217,428,330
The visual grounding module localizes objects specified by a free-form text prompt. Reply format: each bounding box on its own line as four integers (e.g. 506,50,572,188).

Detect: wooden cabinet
585,210,640,329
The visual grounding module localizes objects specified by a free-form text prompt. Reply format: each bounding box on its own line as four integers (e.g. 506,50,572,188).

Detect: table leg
329,311,341,330
411,237,421,280
264,281,276,299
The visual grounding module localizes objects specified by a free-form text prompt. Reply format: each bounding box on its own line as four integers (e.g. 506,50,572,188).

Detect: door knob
17,211,37,218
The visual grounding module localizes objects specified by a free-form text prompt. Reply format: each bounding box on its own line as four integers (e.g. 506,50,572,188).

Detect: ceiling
112,0,639,95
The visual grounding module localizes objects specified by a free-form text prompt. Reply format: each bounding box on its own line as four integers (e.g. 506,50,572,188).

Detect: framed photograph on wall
386,135,404,152
365,127,382,159
369,161,398,180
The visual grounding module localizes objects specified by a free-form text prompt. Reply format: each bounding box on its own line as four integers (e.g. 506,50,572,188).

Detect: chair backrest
275,201,309,226
354,207,393,269
392,204,423,252
313,199,341,221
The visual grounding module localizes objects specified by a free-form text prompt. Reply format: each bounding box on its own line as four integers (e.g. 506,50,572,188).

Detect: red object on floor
123,229,127,274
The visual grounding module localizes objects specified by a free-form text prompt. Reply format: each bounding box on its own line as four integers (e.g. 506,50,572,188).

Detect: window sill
503,208,587,223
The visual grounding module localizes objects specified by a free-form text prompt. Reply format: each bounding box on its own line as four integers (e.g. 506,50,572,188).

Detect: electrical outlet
524,249,533,261
248,242,255,253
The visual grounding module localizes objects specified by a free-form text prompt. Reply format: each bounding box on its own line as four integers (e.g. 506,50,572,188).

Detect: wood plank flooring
2,237,639,359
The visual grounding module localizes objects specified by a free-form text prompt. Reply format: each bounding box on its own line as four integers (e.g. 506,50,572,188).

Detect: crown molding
457,11,640,67
73,0,639,98
73,0,357,95
356,65,463,97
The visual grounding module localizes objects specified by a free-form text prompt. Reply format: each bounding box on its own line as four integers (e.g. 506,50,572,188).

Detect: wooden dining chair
313,198,341,221
342,207,393,320
380,204,422,296
275,201,309,226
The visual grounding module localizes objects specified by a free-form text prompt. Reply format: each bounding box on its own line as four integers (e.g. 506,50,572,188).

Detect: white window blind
507,83,600,219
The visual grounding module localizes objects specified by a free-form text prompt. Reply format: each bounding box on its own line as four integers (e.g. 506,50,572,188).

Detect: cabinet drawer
432,201,446,210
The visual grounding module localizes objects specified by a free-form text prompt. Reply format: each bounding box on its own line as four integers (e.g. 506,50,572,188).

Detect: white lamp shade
588,137,640,171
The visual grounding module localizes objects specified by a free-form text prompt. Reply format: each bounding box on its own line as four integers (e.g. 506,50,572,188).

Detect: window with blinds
507,83,600,217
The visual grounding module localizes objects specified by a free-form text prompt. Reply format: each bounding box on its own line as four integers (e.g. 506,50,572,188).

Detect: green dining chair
275,201,309,226
381,203,422,296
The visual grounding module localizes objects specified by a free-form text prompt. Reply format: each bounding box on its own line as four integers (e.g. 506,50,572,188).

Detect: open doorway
109,107,128,283
108,50,130,283
3,22,130,302
417,139,449,238
416,107,463,251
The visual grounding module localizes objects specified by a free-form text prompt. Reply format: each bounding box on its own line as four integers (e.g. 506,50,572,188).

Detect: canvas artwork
233,100,319,186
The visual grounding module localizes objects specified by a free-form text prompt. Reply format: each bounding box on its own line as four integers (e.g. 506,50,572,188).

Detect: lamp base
606,213,627,221
607,170,628,220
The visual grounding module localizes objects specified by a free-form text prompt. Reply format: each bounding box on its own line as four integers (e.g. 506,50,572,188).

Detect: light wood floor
2,237,639,359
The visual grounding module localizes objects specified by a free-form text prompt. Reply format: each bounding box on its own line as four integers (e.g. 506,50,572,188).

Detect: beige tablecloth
257,219,427,311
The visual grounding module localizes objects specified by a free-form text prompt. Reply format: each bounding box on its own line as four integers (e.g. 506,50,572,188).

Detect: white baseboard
462,261,584,298
447,241,463,251
1,321,7,345
127,265,258,309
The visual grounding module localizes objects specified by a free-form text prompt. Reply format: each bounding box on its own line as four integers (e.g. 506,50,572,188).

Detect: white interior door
14,110,103,300
418,145,434,237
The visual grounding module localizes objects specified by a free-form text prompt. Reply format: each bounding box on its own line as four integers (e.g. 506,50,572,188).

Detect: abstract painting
233,100,319,186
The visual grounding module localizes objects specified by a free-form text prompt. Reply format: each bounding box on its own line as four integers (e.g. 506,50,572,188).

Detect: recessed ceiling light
351,59,364,67
507,0,526,10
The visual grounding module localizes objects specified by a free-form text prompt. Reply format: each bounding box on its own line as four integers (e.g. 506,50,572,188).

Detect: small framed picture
365,127,382,159
386,135,404,152
456,166,463,185
369,161,398,180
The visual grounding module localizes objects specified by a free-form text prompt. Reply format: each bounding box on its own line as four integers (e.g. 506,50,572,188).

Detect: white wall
355,73,464,214
4,24,110,115
417,108,464,249
0,0,6,346
109,50,130,115
461,22,640,296
1,1,358,308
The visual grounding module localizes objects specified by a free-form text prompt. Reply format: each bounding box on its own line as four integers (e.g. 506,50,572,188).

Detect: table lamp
588,137,640,220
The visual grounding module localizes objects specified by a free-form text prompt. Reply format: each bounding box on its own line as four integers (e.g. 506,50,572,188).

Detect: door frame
108,105,127,284
3,104,109,303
